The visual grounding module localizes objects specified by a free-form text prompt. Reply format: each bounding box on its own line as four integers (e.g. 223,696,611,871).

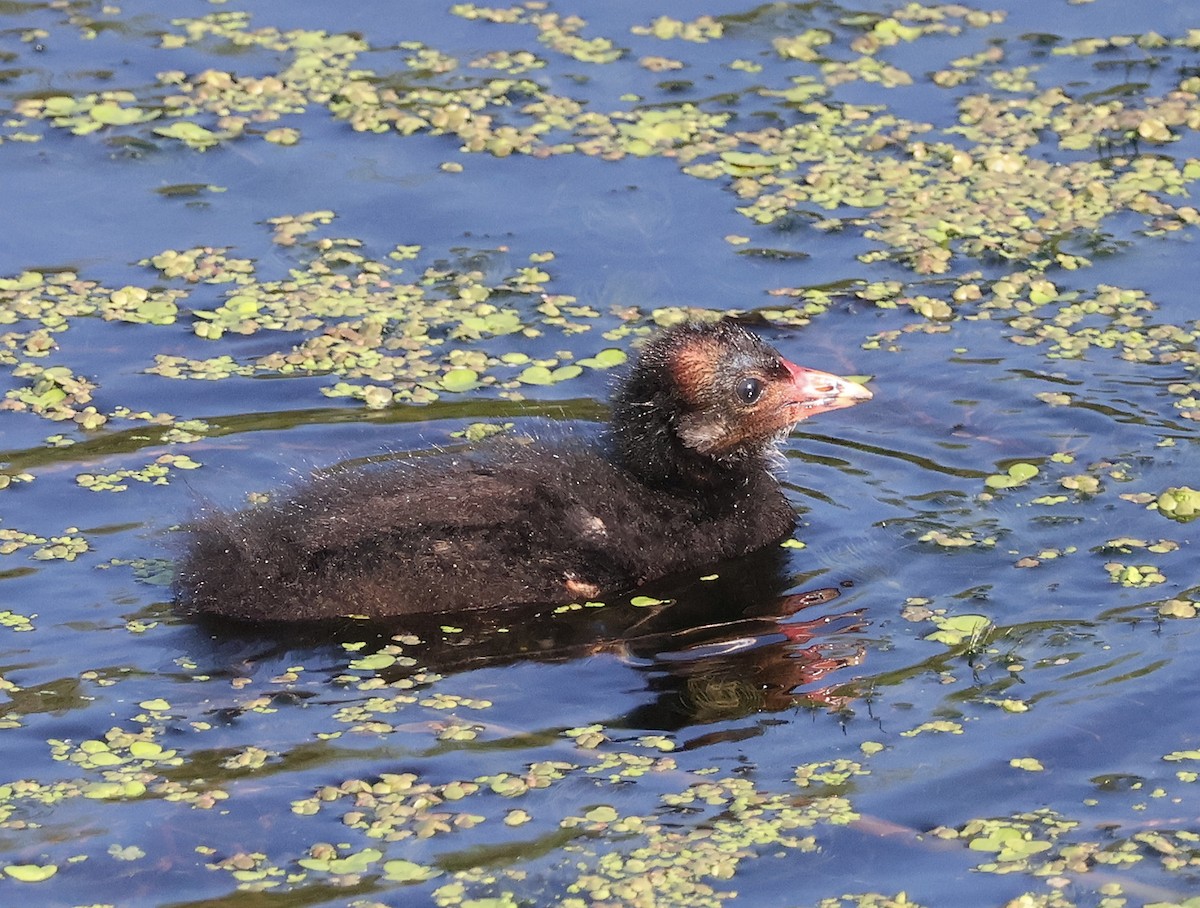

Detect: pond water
2,1,1200,906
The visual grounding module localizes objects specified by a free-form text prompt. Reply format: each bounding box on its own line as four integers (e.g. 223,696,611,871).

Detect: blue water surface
2,1,1200,906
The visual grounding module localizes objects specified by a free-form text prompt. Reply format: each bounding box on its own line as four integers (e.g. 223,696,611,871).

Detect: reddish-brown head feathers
609,319,871,486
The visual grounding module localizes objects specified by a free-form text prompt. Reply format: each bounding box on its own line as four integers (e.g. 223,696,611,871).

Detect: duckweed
0,611,35,632
3,864,58,882
1156,487,1200,522
1104,562,1166,587
984,461,1039,490
924,614,991,647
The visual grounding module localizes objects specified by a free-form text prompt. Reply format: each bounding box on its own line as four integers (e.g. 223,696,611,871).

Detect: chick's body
176,320,871,622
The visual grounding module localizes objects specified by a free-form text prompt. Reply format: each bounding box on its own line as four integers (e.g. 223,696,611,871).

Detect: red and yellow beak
782,359,873,420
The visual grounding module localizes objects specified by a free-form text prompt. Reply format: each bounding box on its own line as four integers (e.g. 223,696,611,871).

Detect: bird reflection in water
194,544,867,730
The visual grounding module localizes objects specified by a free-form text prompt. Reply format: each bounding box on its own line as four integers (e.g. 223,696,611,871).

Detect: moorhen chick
176,320,871,622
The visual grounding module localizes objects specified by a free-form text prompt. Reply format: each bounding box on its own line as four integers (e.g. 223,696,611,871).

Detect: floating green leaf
925,614,991,646
383,860,441,883
584,805,619,823
1159,599,1198,619
90,102,153,126
1156,486,1200,522
440,368,480,392
968,826,1052,861
1164,750,1200,762
518,365,555,385
153,121,220,150
985,462,1039,490
298,847,382,874
576,348,628,369
517,364,581,385
3,864,57,882
348,653,395,671
719,151,790,175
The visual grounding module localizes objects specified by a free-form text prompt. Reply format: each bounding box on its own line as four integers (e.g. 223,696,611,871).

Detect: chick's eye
736,377,765,405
